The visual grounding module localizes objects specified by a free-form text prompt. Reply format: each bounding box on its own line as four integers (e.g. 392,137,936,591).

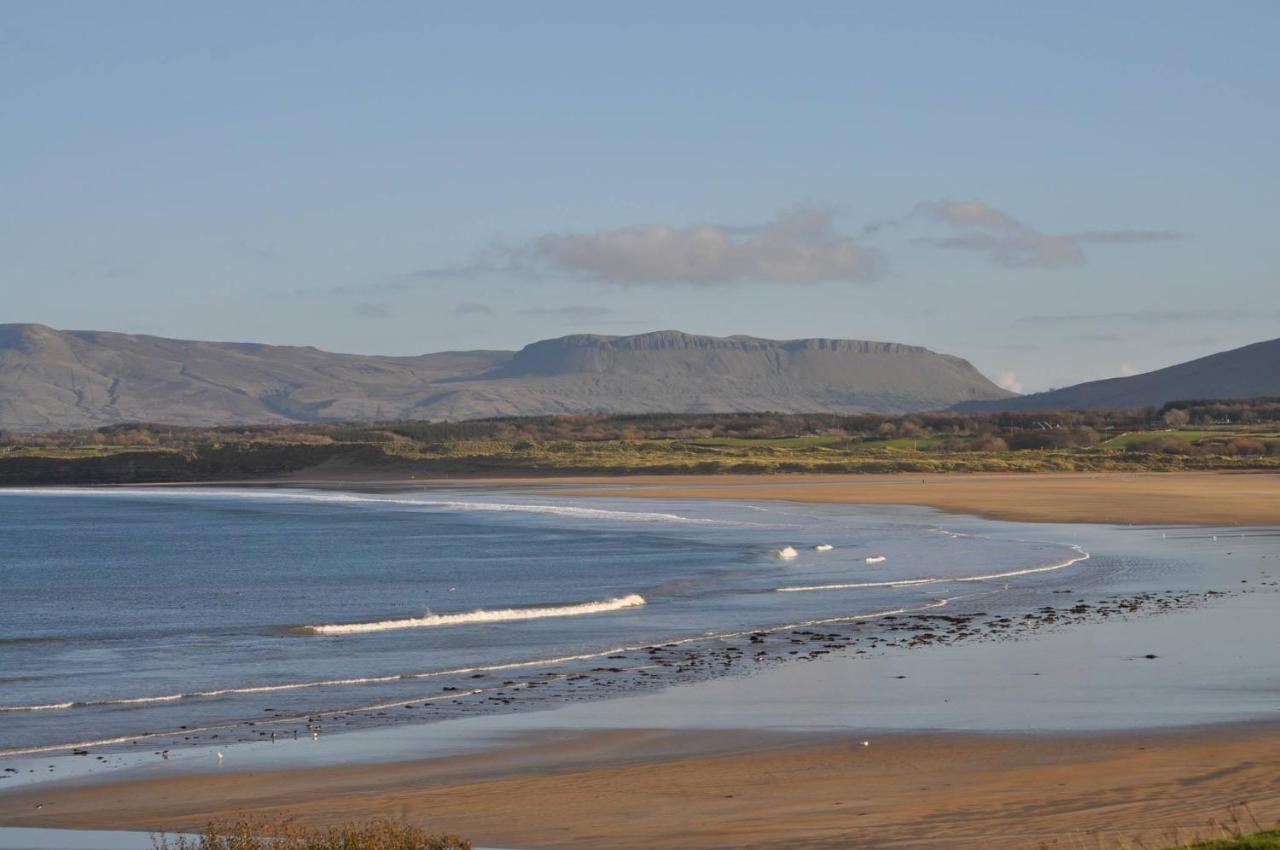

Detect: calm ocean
1,487,1097,754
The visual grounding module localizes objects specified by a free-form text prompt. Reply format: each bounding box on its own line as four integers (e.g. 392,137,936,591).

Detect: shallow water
0,486,1275,769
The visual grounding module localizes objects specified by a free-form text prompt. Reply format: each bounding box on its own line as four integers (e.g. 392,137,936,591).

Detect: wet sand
271,469,1280,526
3,725,1279,849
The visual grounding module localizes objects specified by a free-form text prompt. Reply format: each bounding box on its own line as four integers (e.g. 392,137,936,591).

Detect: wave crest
776,547,1089,593
300,594,647,635
0,488,710,524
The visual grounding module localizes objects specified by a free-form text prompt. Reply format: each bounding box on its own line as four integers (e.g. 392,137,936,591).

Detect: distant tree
1162,408,1190,427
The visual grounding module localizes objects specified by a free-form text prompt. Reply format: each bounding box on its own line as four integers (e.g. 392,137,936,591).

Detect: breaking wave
0,488,712,525
0,597,953,753
298,594,648,635
776,547,1089,593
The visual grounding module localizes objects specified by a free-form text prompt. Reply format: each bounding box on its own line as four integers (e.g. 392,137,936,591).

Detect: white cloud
918,200,1180,269
924,200,1022,231
996,369,1024,393
531,208,875,285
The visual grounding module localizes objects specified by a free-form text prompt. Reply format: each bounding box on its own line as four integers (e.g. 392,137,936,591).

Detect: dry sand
558,470,1280,526
3,726,1279,849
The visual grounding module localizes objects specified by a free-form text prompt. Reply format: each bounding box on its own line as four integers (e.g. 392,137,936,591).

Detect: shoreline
3,723,1279,848
8,470,1280,526
4,480,1278,847
288,469,1280,526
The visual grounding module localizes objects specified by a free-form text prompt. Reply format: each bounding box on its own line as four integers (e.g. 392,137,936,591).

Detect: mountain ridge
0,325,1011,431
953,337,1280,412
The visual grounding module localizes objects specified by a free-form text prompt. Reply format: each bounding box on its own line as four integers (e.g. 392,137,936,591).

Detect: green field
3,413,1280,486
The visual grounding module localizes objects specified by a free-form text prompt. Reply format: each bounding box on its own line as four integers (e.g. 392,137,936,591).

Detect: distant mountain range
953,337,1280,412
0,325,1013,431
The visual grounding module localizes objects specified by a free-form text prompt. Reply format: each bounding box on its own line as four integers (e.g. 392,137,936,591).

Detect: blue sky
4,1,1277,392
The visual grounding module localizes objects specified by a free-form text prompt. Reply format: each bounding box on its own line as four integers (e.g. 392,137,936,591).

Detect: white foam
777,547,1090,593
865,555,887,564
0,597,955,755
0,488,711,525
301,594,647,635
0,701,75,713
814,544,834,552
0,652,626,714
773,546,799,560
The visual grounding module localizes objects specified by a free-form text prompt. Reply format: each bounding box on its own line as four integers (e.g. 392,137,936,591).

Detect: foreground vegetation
1172,830,1280,849
4,399,1280,484
146,814,1280,850
154,818,469,850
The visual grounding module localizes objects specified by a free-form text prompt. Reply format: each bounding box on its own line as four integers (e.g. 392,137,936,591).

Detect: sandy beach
3,725,1279,849
274,469,1280,526
563,470,1280,526
2,475,1278,849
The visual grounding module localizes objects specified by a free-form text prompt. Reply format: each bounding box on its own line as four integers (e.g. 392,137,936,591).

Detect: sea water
0,486,1200,755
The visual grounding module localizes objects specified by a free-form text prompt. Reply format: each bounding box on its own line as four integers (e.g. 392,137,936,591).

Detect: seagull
215,751,224,762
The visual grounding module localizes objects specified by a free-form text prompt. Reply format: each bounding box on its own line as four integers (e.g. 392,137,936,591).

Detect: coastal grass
5,412,1280,484
1171,830,1280,848
153,818,470,850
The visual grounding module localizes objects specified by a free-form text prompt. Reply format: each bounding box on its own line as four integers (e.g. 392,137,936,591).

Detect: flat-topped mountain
0,325,1013,431
953,337,1280,412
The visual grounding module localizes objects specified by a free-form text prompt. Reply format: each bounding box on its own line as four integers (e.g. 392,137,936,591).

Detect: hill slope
0,325,1013,430
954,337,1280,412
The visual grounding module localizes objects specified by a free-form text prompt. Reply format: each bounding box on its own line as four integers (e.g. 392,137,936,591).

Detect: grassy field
1099,429,1280,449
4,406,1280,484
3,416,1280,485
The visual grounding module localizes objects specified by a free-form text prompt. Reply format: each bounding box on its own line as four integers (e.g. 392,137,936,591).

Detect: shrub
1125,435,1188,454
154,818,470,850
969,434,1009,452
1227,437,1267,456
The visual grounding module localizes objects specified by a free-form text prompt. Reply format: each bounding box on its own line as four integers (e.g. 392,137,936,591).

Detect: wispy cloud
531,208,876,285
354,301,391,319
916,200,1182,269
1068,332,1125,342
518,305,613,318
927,231,1085,268
299,199,1183,297
454,301,495,317
926,200,1023,231
1072,230,1183,244
1019,309,1273,325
